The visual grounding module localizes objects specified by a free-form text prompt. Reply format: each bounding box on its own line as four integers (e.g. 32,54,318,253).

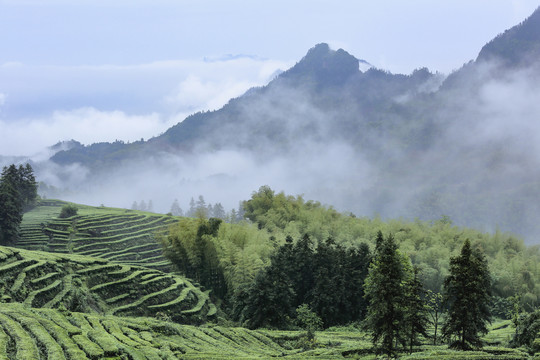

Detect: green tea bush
58,204,78,219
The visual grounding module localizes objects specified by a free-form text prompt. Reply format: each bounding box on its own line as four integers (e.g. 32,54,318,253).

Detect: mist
0,57,289,156
3,45,540,242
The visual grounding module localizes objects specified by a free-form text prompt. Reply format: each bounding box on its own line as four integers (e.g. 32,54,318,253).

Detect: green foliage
20,200,177,270
0,303,298,359
442,239,492,350
0,163,38,245
241,187,540,310
58,204,78,218
363,231,410,356
426,289,444,345
403,266,431,353
0,244,215,322
240,236,296,329
296,304,323,341
161,216,275,302
238,234,371,330
511,309,540,352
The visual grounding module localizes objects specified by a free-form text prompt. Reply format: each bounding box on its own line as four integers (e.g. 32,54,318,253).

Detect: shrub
59,204,78,219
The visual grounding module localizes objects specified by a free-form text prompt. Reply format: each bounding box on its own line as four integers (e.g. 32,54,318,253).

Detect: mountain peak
280,43,360,86
476,6,540,67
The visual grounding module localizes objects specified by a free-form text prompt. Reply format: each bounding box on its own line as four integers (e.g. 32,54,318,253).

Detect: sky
0,0,539,156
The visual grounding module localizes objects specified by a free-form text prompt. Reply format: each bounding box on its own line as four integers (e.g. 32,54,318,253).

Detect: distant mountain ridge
47,7,540,240
51,43,439,166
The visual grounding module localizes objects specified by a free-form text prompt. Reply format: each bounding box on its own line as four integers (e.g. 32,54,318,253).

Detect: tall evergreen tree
403,266,430,353
212,202,226,219
170,199,183,216
0,164,37,244
442,239,492,350
241,236,295,328
0,177,22,244
426,290,444,345
18,164,38,211
187,197,196,217
363,231,408,356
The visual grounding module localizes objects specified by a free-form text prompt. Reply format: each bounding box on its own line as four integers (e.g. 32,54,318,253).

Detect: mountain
477,7,540,68
51,43,439,166
45,8,540,241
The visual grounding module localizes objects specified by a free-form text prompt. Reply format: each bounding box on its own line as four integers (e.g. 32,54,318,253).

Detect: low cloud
0,57,290,157
0,108,168,156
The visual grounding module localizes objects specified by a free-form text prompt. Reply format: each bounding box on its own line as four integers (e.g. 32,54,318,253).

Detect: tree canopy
0,163,38,244
442,239,492,350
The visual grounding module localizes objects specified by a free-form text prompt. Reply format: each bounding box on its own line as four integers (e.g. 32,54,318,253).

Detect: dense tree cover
238,234,371,329
0,164,38,244
160,217,274,301
160,186,540,353
242,186,540,312
442,239,492,350
511,308,540,352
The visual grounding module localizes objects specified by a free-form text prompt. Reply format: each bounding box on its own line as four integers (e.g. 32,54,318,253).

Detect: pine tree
363,231,408,356
170,199,183,216
18,164,38,211
212,202,226,219
0,165,25,244
0,178,22,244
139,200,147,211
241,236,295,328
426,290,444,345
403,266,430,353
442,239,491,350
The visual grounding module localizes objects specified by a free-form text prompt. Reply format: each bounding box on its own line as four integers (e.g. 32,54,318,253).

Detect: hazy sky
1,0,539,156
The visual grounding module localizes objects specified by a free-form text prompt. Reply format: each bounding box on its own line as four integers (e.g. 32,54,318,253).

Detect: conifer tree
241,236,295,328
442,239,491,350
403,266,430,353
364,231,407,356
170,199,183,216
0,176,22,244
0,164,37,244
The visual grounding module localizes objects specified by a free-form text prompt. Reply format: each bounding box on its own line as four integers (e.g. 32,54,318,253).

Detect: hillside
18,199,175,271
0,303,297,359
38,6,540,241
0,303,529,359
0,244,215,322
5,197,540,357
477,7,540,68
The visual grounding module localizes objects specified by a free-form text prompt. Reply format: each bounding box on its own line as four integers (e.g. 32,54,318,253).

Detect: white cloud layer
0,57,290,156
0,108,164,156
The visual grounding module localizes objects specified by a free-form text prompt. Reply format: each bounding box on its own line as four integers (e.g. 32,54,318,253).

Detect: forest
159,185,540,355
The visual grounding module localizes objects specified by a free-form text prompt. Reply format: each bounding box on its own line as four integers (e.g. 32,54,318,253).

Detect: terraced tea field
0,301,528,360
19,200,176,271
0,303,298,359
0,246,215,322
